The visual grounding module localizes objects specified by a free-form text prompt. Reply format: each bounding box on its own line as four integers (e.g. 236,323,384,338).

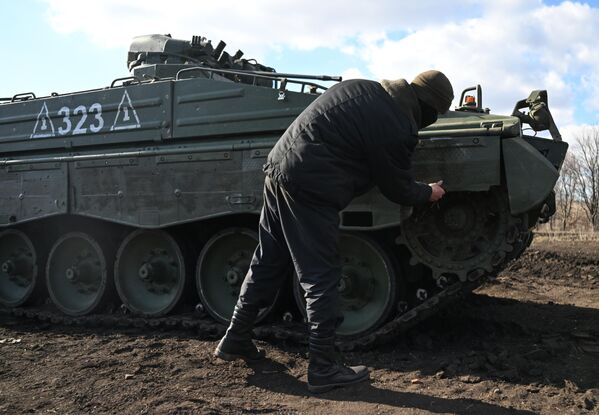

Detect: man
214,70,453,393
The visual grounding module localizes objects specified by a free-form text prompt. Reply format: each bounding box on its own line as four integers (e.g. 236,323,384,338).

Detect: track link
0,190,532,351
1,277,485,352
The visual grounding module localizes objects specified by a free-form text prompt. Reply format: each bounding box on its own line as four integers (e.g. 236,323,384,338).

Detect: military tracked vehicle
0,34,567,348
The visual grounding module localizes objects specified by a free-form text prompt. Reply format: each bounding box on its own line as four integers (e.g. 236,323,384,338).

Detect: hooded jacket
263,79,432,210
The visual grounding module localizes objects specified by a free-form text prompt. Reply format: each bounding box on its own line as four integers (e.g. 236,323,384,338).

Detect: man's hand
429,180,446,202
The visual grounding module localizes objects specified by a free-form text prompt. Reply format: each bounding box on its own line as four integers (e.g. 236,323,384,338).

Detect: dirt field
1,239,598,414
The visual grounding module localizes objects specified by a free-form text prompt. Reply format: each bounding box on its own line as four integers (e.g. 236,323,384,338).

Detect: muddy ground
0,239,598,414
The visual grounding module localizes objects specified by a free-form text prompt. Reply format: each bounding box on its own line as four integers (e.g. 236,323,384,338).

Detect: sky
2,0,599,142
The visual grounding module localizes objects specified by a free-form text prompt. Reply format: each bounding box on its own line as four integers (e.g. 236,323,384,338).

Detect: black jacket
264,79,432,210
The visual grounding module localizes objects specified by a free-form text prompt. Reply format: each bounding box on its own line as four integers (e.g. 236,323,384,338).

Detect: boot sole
308,372,370,394
214,348,265,362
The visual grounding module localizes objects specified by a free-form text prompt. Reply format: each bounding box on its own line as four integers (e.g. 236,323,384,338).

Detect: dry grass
534,229,599,242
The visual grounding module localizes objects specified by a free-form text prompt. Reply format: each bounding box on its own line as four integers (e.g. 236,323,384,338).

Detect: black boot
307,335,369,393
214,306,265,361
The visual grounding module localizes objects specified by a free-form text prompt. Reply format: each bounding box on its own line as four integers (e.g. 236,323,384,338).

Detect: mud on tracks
0,239,598,414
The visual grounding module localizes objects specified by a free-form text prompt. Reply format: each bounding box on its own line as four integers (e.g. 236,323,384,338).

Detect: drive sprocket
397,188,525,282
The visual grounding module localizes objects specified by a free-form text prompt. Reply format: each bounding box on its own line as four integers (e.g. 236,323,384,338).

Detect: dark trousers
237,175,341,337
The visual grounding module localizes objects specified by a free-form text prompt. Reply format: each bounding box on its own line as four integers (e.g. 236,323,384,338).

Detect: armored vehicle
0,34,567,347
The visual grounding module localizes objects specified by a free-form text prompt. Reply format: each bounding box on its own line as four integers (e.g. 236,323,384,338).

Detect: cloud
42,0,478,51
340,68,367,80
355,1,599,128
560,123,591,142
42,0,599,131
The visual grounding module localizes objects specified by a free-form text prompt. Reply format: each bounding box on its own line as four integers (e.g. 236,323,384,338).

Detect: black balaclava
381,70,453,131
418,99,438,129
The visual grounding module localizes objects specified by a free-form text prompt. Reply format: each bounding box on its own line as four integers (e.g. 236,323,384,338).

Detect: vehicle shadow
2,291,598,391
360,293,599,390
246,359,539,415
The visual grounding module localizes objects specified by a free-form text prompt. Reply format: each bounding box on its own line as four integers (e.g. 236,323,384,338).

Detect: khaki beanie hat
410,70,454,114
380,78,421,131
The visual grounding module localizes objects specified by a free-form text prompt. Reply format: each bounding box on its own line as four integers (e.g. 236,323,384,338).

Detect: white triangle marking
111,90,141,131
31,102,56,138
